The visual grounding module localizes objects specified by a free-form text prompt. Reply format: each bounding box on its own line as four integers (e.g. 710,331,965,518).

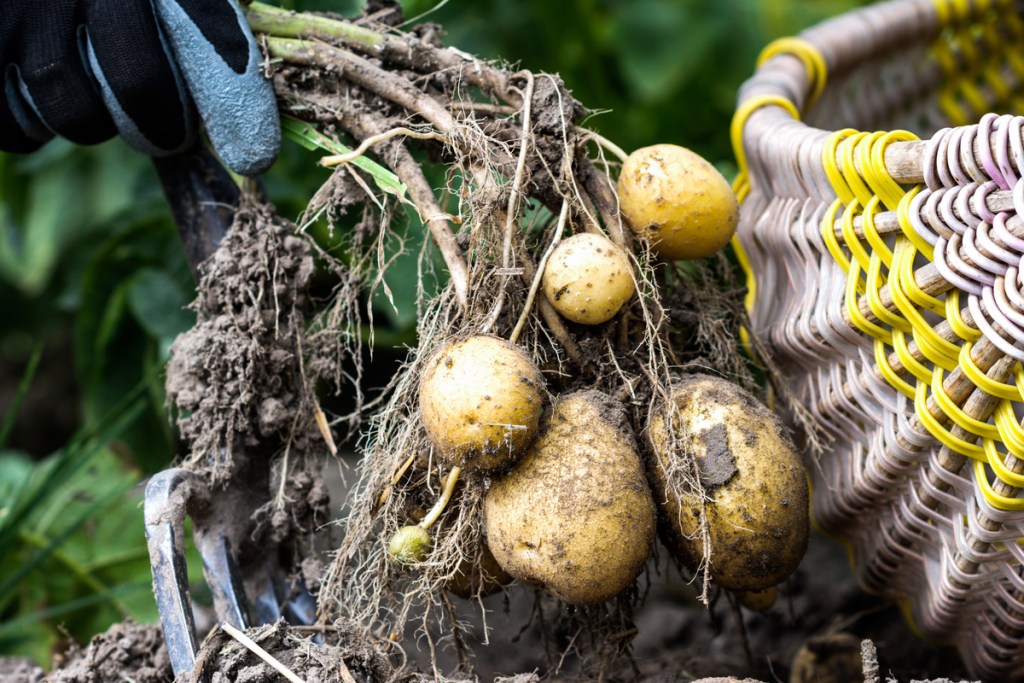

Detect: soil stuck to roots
165,203,345,545
166,203,318,476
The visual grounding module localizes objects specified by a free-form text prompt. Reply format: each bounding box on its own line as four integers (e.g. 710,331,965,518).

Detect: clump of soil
48,620,170,683
0,657,44,683
166,203,316,477
190,621,417,683
165,202,345,546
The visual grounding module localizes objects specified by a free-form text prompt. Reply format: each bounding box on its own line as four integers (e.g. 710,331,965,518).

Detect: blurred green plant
0,362,206,665
400,0,865,163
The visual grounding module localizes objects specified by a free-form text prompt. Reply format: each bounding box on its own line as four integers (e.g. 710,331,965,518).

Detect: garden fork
144,145,317,679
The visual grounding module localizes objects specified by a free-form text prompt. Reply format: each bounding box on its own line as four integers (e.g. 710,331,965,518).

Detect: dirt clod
166,204,318,479
49,621,170,683
0,657,44,683
192,621,414,683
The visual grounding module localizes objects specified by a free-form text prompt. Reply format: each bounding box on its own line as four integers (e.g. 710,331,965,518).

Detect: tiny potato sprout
419,336,544,473
389,525,431,566
617,144,738,260
542,232,634,325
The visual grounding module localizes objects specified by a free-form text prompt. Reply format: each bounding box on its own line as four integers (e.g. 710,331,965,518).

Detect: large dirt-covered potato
484,390,656,605
646,374,808,591
617,144,738,260
419,335,545,473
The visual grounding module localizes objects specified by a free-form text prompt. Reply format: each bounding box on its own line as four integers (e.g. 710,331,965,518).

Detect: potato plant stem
264,37,458,142
245,2,386,51
418,466,461,531
247,3,513,101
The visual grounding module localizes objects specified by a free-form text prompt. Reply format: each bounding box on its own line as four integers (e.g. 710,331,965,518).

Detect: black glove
0,0,280,175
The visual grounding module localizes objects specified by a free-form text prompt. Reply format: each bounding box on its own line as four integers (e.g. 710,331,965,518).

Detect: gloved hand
0,0,280,176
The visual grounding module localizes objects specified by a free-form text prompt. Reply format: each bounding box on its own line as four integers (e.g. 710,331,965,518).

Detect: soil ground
417,531,971,682
1,447,977,683
6,522,973,682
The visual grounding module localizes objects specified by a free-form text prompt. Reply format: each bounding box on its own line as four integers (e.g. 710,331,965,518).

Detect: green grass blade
0,344,42,451
282,117,408,198
0,395,145,557
0,582,149,638
0,483,130,604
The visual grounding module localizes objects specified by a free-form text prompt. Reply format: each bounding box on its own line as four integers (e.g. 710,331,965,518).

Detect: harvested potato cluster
211,7,813,675
315,65,807,656
387,147,806,610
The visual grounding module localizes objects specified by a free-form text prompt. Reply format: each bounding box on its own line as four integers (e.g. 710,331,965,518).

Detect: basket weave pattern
733,0,1024,678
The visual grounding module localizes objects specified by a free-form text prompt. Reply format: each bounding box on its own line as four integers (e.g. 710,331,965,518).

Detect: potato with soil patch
617,144,738,260
419,336,545,473
646,374,808,591
542,232,634,324
484,390,656,605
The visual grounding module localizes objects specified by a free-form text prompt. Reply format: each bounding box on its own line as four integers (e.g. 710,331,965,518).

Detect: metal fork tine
196,534,251,630
144,468,201,679
283,578,319,632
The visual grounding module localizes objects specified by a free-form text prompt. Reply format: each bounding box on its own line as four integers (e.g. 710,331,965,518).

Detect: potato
447,541,514,599
484,390,656,605
419,335,545,473
736,586,776,612
646,374,808,591
542,232,634,325
617,144,738,260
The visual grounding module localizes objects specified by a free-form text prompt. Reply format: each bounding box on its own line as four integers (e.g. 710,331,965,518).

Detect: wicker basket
733,0,1024,678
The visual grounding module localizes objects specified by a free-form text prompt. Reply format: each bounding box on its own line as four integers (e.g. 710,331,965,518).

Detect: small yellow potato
419,335,544,473
484,390,656,605
647,374,808,591
541,232,634,325
617,144,738,260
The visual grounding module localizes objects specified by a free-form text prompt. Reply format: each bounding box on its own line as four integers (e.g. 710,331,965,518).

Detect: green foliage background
0,0,862,667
